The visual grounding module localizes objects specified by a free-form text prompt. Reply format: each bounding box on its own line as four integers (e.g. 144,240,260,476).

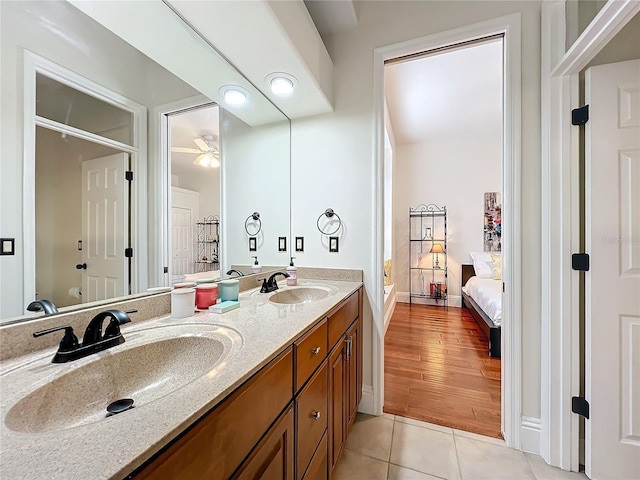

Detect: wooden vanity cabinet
232,406,295,480
296,360,328,479
327,290,362,478
303,432,328,480
135,348,293,480
134,287,362,480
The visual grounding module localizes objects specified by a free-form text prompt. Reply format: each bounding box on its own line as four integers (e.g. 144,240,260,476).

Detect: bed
461,264,501,358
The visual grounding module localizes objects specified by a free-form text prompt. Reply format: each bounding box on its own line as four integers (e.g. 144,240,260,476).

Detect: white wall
0,1,198,318
383,130,393,262
171,169,220,221
222,111,291,269
291,0,542,421
393,137,502,302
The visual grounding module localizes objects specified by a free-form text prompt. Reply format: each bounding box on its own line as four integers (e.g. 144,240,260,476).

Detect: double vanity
0,275,363,480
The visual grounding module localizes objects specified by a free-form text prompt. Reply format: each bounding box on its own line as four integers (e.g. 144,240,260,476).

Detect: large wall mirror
0,0,291,323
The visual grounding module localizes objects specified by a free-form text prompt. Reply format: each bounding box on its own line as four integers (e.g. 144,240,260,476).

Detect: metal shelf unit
409,204,448,306
195,215,220,273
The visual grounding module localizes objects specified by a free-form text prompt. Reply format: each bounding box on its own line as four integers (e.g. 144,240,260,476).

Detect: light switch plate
295,237,304,252
1,238,15,255
278,237,287,252
329,237,339,253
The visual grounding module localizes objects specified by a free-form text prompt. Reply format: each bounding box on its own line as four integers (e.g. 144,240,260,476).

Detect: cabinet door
233,406,294,480
345,321,360,429
328,341,345,474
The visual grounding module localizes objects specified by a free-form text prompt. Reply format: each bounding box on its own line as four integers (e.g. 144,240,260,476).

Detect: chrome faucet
260,272,290,293
33,309,136,363
226,269,245,277
26,299,59,315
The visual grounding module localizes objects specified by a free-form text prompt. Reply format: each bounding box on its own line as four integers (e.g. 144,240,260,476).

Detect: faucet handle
258,278,269,293
103,310,135,339
33,325,79,352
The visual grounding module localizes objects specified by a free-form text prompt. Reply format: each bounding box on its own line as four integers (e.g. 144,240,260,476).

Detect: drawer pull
311,347,321,355
311,411,321,421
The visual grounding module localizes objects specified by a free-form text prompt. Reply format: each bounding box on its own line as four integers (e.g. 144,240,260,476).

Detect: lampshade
430,243,445,254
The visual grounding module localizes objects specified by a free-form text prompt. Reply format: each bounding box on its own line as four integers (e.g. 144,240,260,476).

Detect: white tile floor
334,413,589,480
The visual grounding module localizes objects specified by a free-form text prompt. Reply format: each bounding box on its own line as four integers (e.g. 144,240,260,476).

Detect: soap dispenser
286,257,297,286
251,256,262,274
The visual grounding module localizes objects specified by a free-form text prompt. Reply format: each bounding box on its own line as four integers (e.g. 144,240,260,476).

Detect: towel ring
317,208,342,236
244,212,262,236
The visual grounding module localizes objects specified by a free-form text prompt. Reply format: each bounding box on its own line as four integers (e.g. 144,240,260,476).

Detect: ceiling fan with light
171,134,220,168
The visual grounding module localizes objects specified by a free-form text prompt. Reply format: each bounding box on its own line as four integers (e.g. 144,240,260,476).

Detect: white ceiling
385,38,503,146
303,0,359,37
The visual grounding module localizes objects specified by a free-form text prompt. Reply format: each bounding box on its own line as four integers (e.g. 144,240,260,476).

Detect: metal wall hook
317,208,342,236
244,212,262,236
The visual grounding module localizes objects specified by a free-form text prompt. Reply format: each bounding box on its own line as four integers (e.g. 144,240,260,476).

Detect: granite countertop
0,279,362,480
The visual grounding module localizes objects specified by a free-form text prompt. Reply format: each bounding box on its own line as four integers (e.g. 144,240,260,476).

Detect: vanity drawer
295,317,328,391
302,431,327,480
136,347,293,480
296,360,328,480
328,291,359,350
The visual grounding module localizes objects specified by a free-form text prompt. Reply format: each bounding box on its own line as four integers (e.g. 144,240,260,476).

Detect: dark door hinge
125,247,133,258
164,266,169,274
572,396,590,419
572,253,590,271
125,171,133,181
571,105,589,125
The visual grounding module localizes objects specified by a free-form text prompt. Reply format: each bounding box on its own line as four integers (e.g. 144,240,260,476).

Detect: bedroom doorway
382,35,505,439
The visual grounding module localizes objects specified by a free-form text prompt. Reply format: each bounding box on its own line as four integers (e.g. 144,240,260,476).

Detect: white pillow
469,252,494,279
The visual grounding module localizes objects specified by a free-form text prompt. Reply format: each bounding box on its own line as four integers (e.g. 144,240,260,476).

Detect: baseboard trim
396,292,462,308
358,384,375,415
521,416,541,454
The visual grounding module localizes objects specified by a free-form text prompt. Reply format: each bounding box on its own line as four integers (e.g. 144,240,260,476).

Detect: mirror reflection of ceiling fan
171,134,220,168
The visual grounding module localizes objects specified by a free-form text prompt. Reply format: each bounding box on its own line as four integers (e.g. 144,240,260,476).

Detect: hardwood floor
383,303,502,438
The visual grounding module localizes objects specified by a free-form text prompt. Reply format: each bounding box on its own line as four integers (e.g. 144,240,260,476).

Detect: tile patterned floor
334,413,589,480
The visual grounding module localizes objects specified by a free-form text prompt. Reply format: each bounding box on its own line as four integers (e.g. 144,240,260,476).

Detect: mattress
462,276,502,325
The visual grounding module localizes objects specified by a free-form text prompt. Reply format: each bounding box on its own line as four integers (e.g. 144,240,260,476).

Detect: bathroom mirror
0,0,290,323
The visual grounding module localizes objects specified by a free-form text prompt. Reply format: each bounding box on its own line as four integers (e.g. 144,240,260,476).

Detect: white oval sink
268,286,334,305
4,324,240,433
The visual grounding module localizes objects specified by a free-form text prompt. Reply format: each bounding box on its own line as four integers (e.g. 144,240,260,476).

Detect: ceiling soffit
167,0,334,120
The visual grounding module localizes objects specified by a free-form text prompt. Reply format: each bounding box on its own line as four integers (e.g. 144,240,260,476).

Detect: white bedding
462,276,502,326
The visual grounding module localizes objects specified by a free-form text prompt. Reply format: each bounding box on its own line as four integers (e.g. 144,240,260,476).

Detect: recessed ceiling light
219,85,250,106
265,72,298,97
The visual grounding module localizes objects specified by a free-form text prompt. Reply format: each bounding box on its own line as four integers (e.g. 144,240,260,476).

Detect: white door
172,207,192,275
81,153,129,302
585,59,640,480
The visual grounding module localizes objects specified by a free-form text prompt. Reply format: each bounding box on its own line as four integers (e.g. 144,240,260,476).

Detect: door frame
373,13,522,447
540,0,640,471
23,51,147,310
149,95,218,287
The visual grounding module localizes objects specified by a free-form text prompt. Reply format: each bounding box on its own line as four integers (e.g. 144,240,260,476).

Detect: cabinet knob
311,411,321,420
311,346,321,355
